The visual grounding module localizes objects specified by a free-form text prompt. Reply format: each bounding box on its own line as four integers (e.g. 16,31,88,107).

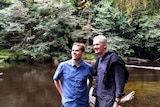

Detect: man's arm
87,79,93,90
54,80,62,97
112,63,126,107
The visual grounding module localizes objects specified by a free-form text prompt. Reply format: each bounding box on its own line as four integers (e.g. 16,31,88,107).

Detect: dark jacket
92,52,127,98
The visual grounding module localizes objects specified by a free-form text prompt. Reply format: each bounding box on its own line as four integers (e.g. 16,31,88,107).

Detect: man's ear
104,44,107,49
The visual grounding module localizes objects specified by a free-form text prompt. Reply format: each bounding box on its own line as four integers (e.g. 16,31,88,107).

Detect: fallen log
126,65,160,70
127,57,148,62
0,72,3,76
89,87,135,107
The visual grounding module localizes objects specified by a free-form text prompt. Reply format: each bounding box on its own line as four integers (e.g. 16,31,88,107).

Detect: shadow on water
0,62,160,107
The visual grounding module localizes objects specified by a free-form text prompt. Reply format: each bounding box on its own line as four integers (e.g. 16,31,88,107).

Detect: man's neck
99,51,108,58
72,59,82,67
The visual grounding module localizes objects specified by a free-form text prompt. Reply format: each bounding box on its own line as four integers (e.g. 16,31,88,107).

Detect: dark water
0,62,160,107
0,63,61,107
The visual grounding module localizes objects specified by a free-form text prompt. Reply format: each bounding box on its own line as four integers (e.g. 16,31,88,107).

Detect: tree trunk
85,13,91,46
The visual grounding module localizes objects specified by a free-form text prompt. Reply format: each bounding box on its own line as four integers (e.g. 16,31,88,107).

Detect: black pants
95,97,113,107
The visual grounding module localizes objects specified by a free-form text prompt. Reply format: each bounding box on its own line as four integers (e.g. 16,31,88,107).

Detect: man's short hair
73,42,85,52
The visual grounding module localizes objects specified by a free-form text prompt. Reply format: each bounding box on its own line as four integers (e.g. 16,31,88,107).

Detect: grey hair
93,35,107,44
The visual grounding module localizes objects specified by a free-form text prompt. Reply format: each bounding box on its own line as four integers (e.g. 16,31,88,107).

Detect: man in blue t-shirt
53,42,93,107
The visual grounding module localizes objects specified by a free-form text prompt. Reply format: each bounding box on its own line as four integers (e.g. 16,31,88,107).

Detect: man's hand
113,101,120,107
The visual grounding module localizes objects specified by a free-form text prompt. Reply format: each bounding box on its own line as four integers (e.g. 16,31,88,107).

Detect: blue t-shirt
53,59,93,107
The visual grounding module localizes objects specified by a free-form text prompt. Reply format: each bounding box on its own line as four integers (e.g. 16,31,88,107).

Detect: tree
91,0,135,56
130,14,160,59
113,0,160,20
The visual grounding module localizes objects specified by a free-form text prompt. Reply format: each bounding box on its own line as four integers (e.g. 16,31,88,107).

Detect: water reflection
0,64,61,107
122,66,160,107
0,62,160,107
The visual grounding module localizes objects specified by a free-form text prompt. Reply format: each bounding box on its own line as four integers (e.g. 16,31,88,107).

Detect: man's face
93,39,106,55
71,45,84,60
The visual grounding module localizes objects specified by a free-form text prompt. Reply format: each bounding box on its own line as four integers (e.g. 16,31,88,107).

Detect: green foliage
130,14,160,58
0,2,27,49
83,53,95,60
0,0,89,62
70,0,75,4
58,54,70,62
0,0,160,62
0,0,11,9
0,0,86,58
92,0,135,37
107,36,134,55
0,50,25,62
0,50,13,60
91,0,135,55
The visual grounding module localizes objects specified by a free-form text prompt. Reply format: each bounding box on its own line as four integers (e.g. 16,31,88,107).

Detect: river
0,62,160,107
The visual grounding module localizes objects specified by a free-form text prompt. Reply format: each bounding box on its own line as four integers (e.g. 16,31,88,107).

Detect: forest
0,0,160,63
